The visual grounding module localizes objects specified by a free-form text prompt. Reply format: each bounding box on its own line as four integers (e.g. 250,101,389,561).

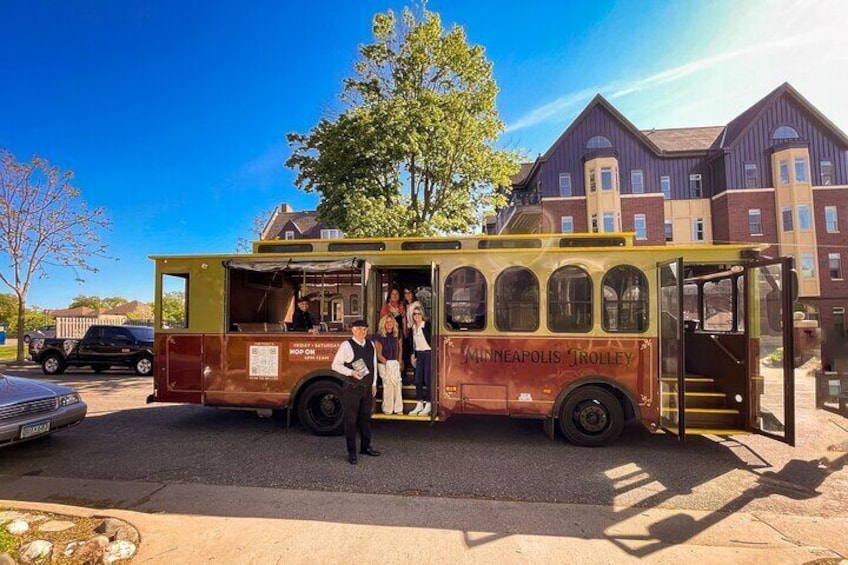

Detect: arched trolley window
495,267,539,332
602,265,648,333
548,266,593,332
444,267,487,331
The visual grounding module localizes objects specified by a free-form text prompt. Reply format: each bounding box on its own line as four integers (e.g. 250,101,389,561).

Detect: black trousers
342,385,373,456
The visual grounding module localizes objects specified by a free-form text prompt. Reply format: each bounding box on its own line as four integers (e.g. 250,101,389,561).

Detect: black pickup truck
29,325,154,376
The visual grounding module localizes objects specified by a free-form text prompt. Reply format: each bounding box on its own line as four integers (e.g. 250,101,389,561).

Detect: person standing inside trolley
409,308,432,416
375,314,404,415
403,288,422,383
292,297,317,333
331,319,381,464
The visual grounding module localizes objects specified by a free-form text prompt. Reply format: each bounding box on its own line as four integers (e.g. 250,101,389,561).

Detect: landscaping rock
73,535,109,565
18,540,52,564
0,511,25,522
95,517,139,544
104,540,136,564
5,520,28,535
36,520,75,533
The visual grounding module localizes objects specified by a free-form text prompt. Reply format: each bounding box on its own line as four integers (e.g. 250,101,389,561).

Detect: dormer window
773,125,800,140
587,136,612,150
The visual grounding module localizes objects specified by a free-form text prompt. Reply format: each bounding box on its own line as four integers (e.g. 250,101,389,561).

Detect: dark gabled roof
721,82,848,149
263,209,320,240
511,162,535,185
642,126,725,152
541,94,664,162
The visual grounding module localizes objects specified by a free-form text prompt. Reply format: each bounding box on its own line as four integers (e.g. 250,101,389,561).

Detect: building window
284,230,295,240
800,253,816,279
821,160,834,186
495,267,539,332
689,174,703,198
634,214,647,240
602,265,648,333
548,266,592,333
745,164,759,188
444,267,486,331
693,219,704,241
834,307,846,340
780,160,790,185
603,212,616,233
631,170,644,194
794,157,808,183
601,167,614,191
558,173,572,196
560,216,574,233
320,229,342,239
591,214,598,233
749,209,762,235
798,204,812,230
830,253,843,280
826,206,839,233
664,220,673,242
773,125,800,140
660,176,671,199
782,207,793,231
349,295,360,315
330,298,344,322
587,136,612,149
589,169,597,193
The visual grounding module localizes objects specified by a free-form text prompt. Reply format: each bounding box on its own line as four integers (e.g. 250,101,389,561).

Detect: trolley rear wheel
559,386,625,447
298,381,344,436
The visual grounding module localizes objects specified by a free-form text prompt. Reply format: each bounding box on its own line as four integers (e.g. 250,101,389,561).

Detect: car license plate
20,420,50,439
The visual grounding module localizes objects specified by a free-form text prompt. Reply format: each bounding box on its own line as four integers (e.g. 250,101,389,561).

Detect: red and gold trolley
149,233,795,446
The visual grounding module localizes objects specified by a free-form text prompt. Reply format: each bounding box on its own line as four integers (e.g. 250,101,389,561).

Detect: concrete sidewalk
2,474,846,564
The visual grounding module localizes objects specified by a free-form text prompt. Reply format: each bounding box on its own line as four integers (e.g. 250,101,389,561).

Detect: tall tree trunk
16,294,25,363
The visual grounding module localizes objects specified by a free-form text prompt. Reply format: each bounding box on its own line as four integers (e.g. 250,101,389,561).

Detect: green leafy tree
67,295,128,311
286,6,519,237
0,293,53,332
0,150,110,361
161,291,186,328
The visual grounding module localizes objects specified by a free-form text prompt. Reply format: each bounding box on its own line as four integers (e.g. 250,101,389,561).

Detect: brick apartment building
490,83,848,370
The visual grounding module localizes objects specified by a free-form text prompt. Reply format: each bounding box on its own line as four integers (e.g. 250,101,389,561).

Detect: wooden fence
56,315,128,338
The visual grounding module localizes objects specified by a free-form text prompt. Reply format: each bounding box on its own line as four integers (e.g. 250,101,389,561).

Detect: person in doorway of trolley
292,298,318,333
409,308,432,416
375,314,404,415
331,319,381,465
403,288,422,384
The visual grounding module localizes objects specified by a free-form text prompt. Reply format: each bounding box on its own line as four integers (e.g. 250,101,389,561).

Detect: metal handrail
710,334,742,365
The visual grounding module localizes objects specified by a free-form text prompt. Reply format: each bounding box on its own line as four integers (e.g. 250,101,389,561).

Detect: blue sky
2,0,847,309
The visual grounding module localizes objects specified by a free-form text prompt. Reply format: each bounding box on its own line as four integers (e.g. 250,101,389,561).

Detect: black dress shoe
348,455,358,465
360,448,381,457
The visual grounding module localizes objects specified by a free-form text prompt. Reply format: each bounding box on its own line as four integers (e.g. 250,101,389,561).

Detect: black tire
297,380,344,436
558,385,625,447
134,354,153,376
92,365,109,374
41,352,66,376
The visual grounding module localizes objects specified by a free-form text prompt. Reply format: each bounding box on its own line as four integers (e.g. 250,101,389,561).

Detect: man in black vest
331,319,381,464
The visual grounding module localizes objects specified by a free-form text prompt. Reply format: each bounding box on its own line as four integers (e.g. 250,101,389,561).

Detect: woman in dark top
375,314,404,415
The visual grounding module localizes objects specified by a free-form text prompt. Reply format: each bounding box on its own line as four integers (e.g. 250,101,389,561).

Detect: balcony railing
496,190,542,234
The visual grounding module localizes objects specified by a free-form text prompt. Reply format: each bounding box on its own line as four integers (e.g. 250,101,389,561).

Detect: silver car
0,374,87,446
23,325,57,344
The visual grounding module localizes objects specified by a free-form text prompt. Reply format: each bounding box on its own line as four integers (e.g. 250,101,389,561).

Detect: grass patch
0,345,19,362
0,522,15,553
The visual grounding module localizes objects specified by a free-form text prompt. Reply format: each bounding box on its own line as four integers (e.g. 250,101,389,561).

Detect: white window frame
794,157,808,183
744,164,758,188
781,207,793,231
284,230,295,240
829,253,843,280
800,252,816,279
780,160,790,185
826,206,839,233
660,176,671,199
748,209,762,235
602,212,616,233
630,170,644,194
693,218,704,242
558,173,572,197
634,214,647,240
664,220,673,242
821,160,834,186
320,229,343,239
560,215,574,233
797,204,812,230
601,167,614,191
689,174,703,198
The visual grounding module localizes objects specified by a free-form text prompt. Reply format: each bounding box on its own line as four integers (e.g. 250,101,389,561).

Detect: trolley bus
149,233,795,446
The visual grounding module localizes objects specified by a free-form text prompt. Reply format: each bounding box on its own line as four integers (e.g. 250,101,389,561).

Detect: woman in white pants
375,314,404,415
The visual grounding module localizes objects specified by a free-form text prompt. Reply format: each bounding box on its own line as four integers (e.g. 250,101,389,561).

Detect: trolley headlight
58,393,80,407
